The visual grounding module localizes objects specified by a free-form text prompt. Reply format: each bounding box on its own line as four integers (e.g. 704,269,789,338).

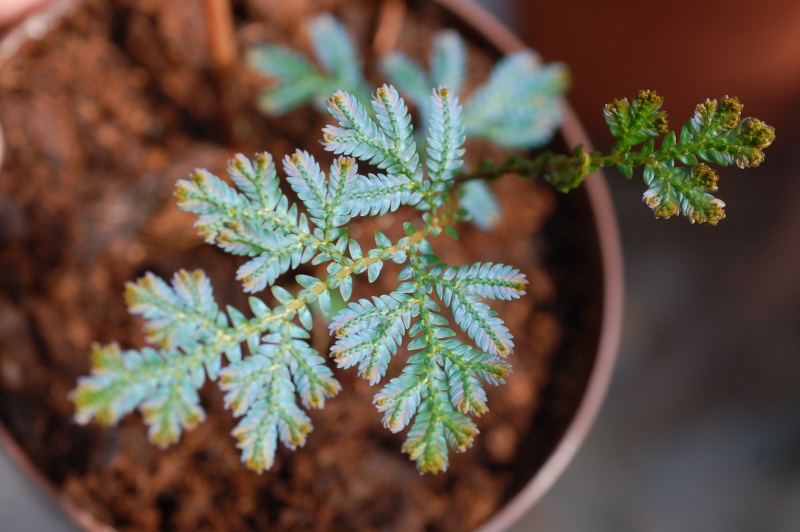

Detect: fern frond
463,50,568,148
330,293,419,384
125,270,220,350
346,173,421,216
221,319,339,472
437,262,528,300
430,30,465,94
248,14,369,115
401,370,478,474
425,87,465,206
309,14,364,91
72,344,206,446
379,52,430,118
371,85,419,177
224,360,312,473
456,180,501,230
601,92,775,223
74,79,538,475
441,340,510,416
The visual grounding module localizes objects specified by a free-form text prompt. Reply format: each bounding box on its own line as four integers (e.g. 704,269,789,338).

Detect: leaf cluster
73,10,777,479
603,91,775,223
249,15,569,151
73,83,528,474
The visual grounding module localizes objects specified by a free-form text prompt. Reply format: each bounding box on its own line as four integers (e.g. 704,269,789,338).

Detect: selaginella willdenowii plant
72,14,775,474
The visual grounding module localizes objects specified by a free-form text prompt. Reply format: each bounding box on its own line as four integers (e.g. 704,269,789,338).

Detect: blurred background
2,0,800,530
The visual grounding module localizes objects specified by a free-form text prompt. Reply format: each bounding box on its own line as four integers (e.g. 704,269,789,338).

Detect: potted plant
0,0,773,530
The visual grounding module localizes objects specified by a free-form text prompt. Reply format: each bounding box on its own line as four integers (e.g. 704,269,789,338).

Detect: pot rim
0,1,624,530
431,0,624,530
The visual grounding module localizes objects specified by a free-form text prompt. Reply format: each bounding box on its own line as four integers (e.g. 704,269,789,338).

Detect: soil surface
0,0,602,530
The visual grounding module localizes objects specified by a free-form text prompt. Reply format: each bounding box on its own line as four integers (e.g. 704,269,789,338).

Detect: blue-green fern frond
74,80,532,475
381,29,568,150
441,340,510,416
330,293,419,384
371,85,419,178
463,50,569,148
425,87,465,206
346,173,421,216
430,30,465,94
222,357,311,473
125,270,220,351
324,89,422,182
401,373,478,474
378,52,430,119
248,14,369,115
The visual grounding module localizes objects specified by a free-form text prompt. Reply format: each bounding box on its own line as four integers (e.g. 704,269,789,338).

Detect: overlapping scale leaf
642,164,727,224
679,97,775,169
426,87,465,198
225,362,313,473
73,343,164,427
346,173,421,216
400,372,478,474
141,372,206,447
437,262,528,300
125,270,220,350
449,291,513,356
236,232,308,293
330,293,419,384
441,340,511,416
220,320,339,473
276,326,341,410
227,152,280,207
603,90,669,150
72,344,206,448
371,85,419,178
176,167,252,244
373,357,427,434
283,150,327,226
323,87,423,185
325,156,358,232
323,90,390,163
430,269,515,356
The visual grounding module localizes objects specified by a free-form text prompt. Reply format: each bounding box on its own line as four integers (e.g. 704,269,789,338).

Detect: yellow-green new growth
461,91,774,225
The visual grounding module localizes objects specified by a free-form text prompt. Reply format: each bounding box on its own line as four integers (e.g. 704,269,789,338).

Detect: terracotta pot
0,0,622,529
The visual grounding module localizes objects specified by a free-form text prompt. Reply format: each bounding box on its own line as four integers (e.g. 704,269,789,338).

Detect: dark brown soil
0,0,603,530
